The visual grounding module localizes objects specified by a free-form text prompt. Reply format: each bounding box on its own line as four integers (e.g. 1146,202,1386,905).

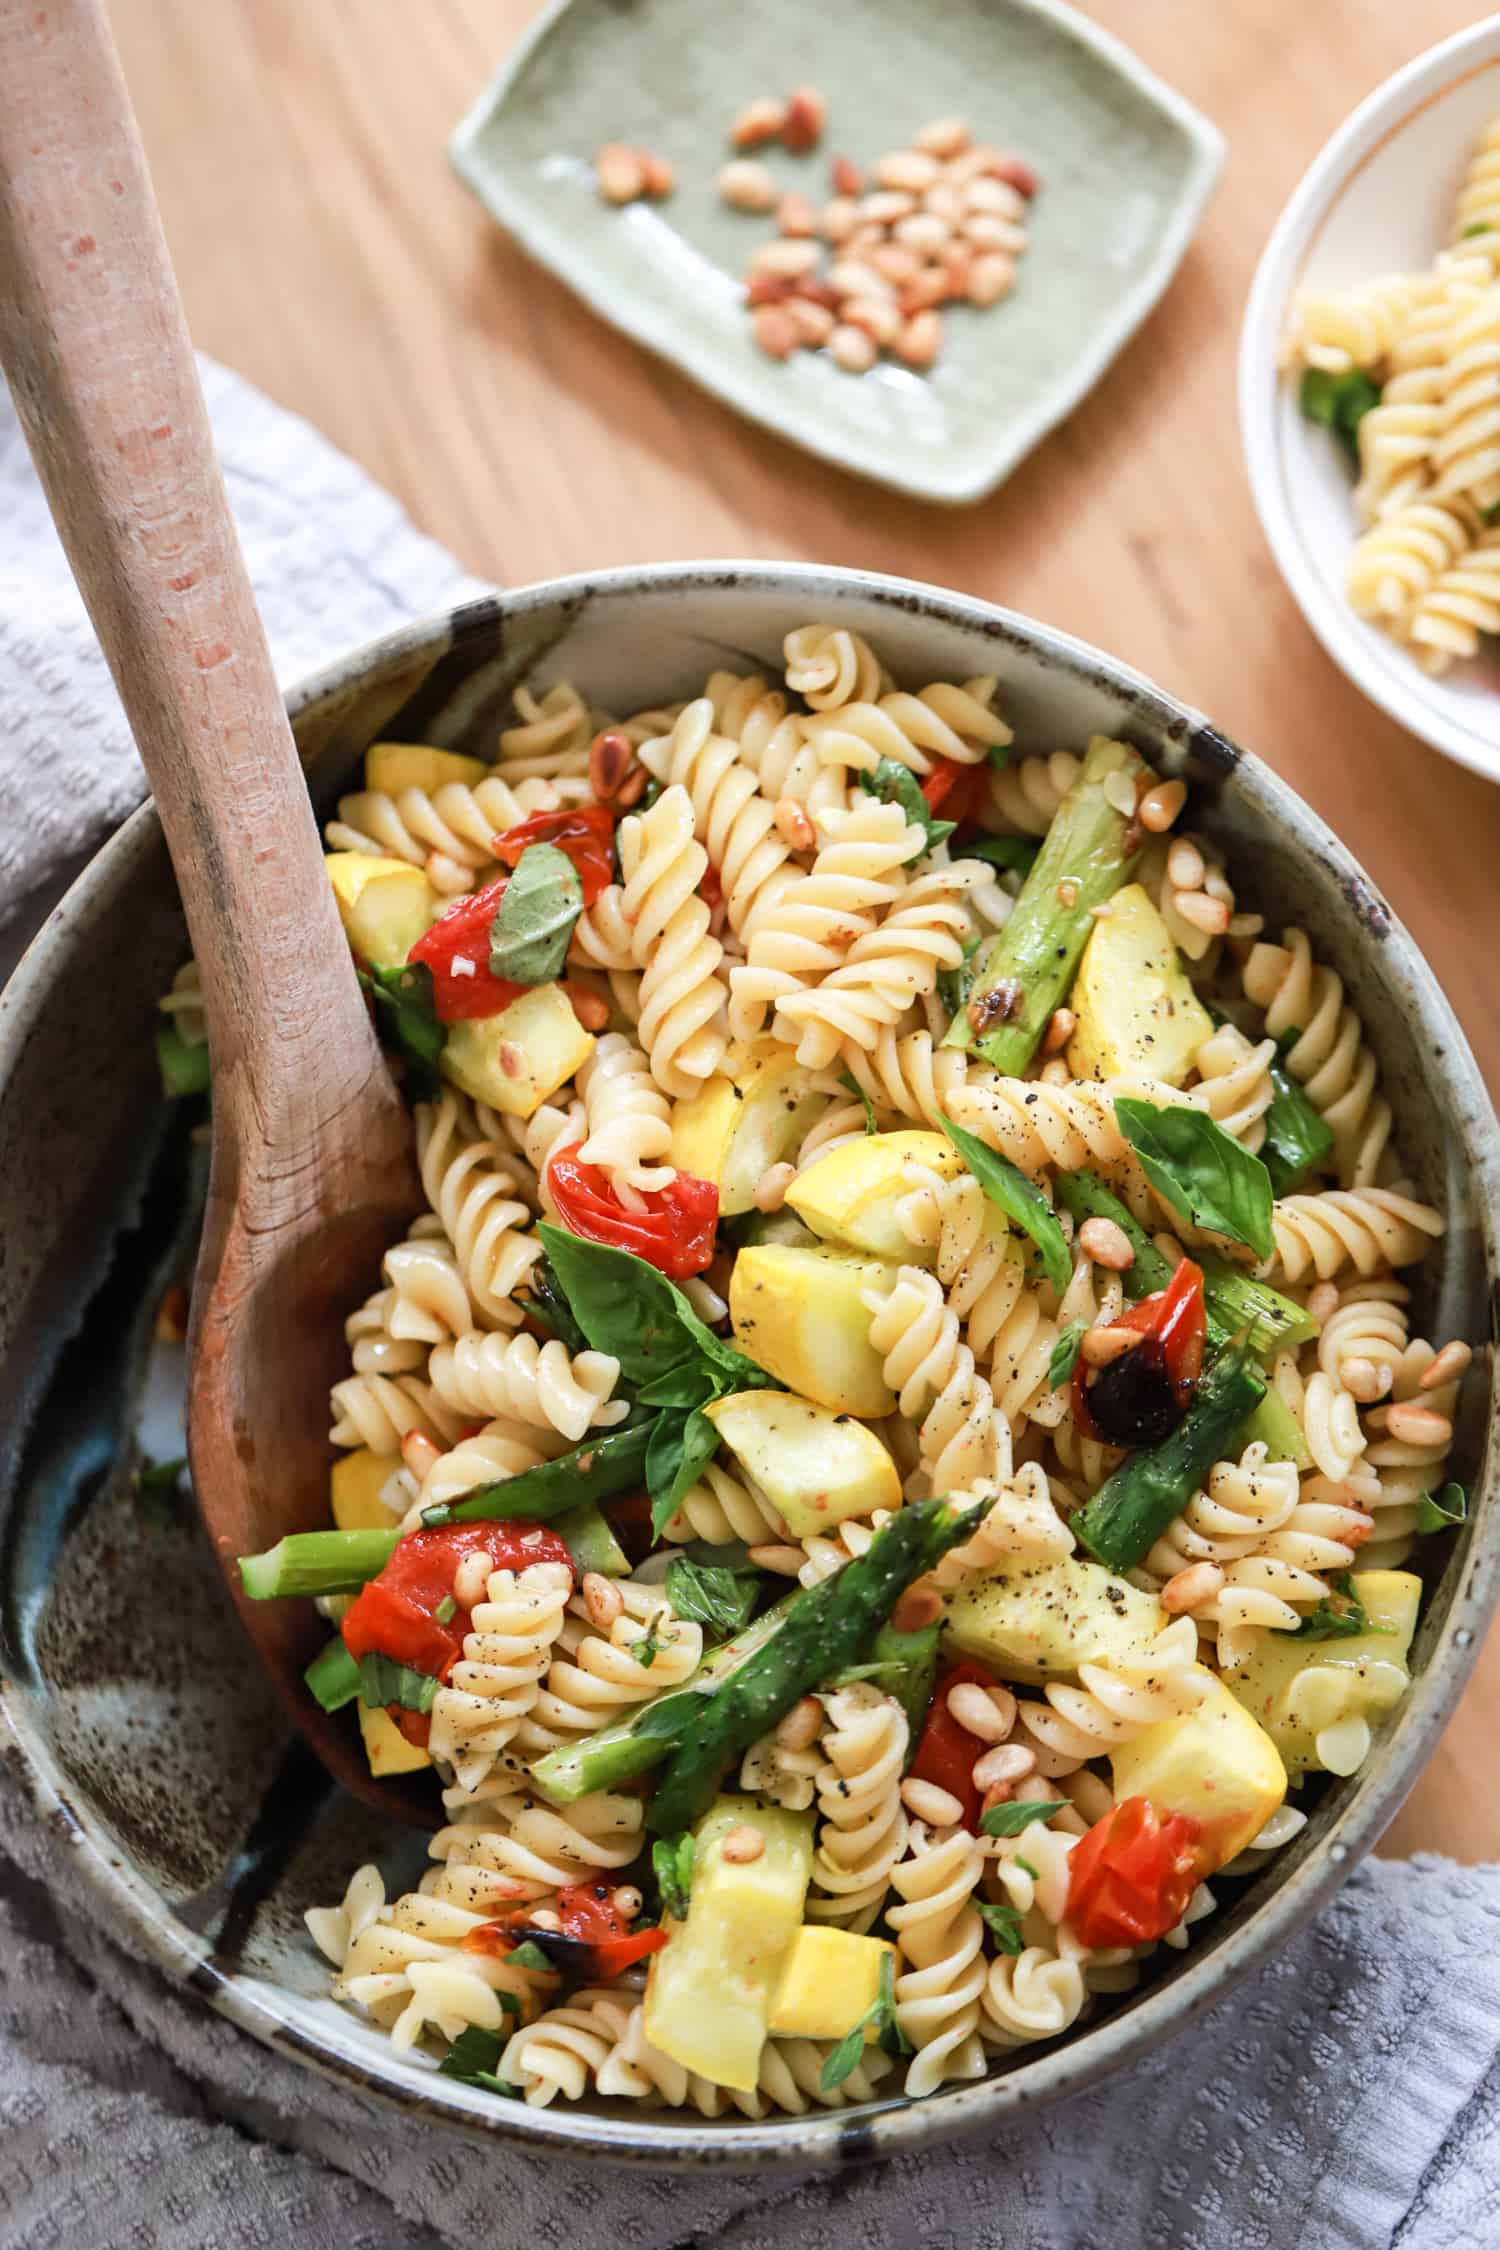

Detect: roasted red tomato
464,1883,667,1978
909,1660,999,1832
1071,1256,1206,1447
406,879,525,1021
1066,1795,1204,1949
492,806,615,907
341,1521,573,1681
920,757,991,829
546,1145,719,1278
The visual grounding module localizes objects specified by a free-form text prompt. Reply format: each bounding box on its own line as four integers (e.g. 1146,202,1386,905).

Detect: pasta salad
208,622,1469,2114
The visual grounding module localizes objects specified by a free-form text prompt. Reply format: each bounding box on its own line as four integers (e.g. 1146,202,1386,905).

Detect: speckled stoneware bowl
1,565,1495,2170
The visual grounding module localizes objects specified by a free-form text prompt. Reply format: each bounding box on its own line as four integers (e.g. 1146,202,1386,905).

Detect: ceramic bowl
1,564,1495,2169
451,0,1222,504
1239,18,1500,786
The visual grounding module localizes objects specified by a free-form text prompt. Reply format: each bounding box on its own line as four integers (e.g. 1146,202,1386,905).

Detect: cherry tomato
492,806,615,908
341,1520,574,1680
407,879,526,1022
920,757,990,829
698,863,724,911
463,1884,667,1978
546,1144,719,1278
1070,1257,1206,1444
1066,1795,1204,1948
909,1660,998,1831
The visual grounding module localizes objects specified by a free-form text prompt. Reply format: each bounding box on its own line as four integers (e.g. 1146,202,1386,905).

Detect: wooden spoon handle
0,0,380,1157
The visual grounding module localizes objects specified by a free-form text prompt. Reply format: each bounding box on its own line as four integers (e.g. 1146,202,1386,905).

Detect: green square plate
451,0,1222,505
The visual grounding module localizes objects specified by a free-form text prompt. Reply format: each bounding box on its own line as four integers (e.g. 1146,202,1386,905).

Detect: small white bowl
1239,19,1500,787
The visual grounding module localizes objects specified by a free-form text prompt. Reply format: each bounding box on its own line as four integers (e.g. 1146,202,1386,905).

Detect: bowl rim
3,557,1498,2169
1237,16,1500,788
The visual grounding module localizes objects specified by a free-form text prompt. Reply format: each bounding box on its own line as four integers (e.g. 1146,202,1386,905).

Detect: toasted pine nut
1340,1356,1388,1404
773,795,816,850
830,153,866,197
964,175,1026,219
902,1777,964,1827
1079,1215,1135,1271
1089,899,1115,921
913,116,971,159
947,1680,1017,1742
1166,837,1206,890
973,1742,1037,1793
843,295,901,347
499,1041,525,1079
1385,1403,1453,1447
872,242,921,286
719,158,778,213
924,182,966,225
861,189,918,227
891,1585,944,1633
987,151,1039,197
1421,1340,1473,1389
1039,1058,1072,1087
1305,1281,1340,1326
776,1695,824,1750
453,1549,493,1609
751,305,800,360
875,148,941,192
787,297,835,348
754,1161,798,1213
730,96,786,150
582,1571,625,1630
899,268,948,316
589,725,635,800
1173,889,1231,936
614,762,648,809
821,196,858,243
1098,769,1136,821
967,252,1015,309
401,1428,441,1478
750,237,821,282
748,1542,807,1575
1056,879,1080,908
1136,778,1187,833
612,1885,643,1919
528,1907,564,1931
779,192,819,238
830,321,878,373
1080,1323,1138,1369
896,310,942,368
562,982,610,1034
1161,1561,1225,1615
782,86,826,153
639,151,675,198
595,142,645,204
1041,1007,1076,1056
829,256,892,299
720,1822,766,1864
940,245,973,298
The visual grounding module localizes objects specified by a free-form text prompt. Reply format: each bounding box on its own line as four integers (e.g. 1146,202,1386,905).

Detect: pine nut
614,762,648,809
453,1549,493,1610
846,223,886,257
901,1778,964,1826
1166,837,1206,890
830,153,866,197
947,1681,1016,1741
924,182,966,225
612,1885,643,1919
973,1742,1036,1792
1340,1356,1388,1404
861,189,918,227
720,1823,765,1864
898,268,948,316
1039,1058,1072,1087
1172,889,1231,936
528,1907,563,1931
1056,879,1080,908
748,1542,807,1574
776,1695,824,1750
891,1585,944,1632
589,725,635,800
749,237,821,280
896,310,942,369
779,192,819,238
773,795,816,849
401,1428,441,1478
595,142,645,204
1420,1340,1473,1389
638,151,675,199
562,982,610,1033
746,271,795,306
582,1571,625,1629
1160,1561,1225,1614
1385,1403,1453,1447
822,196,859,243
751,305,800,360
1136,778,1187,833
963,211,1025,252
1041,1006,1076,1056
875,148,941,192
872,242,921,286
719,158,778,213
966,247,1016,306
786,297,835,348
829,258,892,301
1305,1281,1340,1326
830,321,878,373
940,245,973,299
964,176,1026,219
1080,1324,1138,1368
782,86,826,153
754,1161,797,1213
730,96,786,150
913,116,971,159
1089,899,1116,921
843,295,901,347
1078,1216,1135,1271
988,151,1039,197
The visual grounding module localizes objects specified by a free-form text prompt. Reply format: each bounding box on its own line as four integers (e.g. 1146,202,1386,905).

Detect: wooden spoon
0,0,433,1822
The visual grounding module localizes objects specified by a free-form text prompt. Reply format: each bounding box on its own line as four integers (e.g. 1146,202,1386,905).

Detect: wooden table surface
109,0,1498,1859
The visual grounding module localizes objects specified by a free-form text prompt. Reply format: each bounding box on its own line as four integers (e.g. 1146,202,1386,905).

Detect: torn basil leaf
857,757,954,856
1113,1099,1274,1262
1049,1321,1088,1392
358,960,446,1096
664,1557,759,1640
939,1114,1071,1294
488,842,583,985
979,1798,1067,1839
1417,1481,1468,1535
355,1651,438,1714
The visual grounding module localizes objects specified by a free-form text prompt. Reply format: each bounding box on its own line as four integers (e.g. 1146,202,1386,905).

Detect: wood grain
103,0,1498,1858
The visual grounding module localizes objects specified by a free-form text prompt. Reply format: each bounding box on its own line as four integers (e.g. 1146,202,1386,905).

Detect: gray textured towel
1,358,1496,2250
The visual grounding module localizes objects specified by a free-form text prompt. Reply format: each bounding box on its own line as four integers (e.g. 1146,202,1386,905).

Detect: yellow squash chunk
1110,1670,1286,1873
786,1129,964,1262
729,1243,899,1417
357,1700,432,1777
943,1554,1166,1684
330,1447,399,1533
703,1390,901,1538
364,742,488,793
644,1799,813,2090
1225,1570,1421,1778
326,851,438,968
670,1039,830,1215
441,982,594,1118
768,1925,894,2042
1066,881,1214,1087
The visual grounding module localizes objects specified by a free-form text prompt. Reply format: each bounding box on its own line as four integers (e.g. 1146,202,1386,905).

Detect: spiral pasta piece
1202,1476,1375,1664
569,883,636,973
1191,1024,1275,1151
897,1162,1029,1361
920,1463,1073,1593
417,1092,540,1322
807,1684,910,1930
499,1989,634,2107
427,1788,644,1901
1355,342,1448,525
428,1331,627,1445
514,1586,702,1755
1317,1279,1410,1399
326,771,572,895
570,1031,675,1207
379,1216,487,1348
1346,495,1476,623
342,1283,427,1380
796,1509,896,1588
489,1090,588,1217
661,1461,786,1546
840,1026,975,1130
774,862,991,1067
739,1728,824,1811
157,958,206,1047
1016,1618,1210,1769
888,1823,988,2095
329,1368,465,1455
710,669,848,818
864,1266,1011,1494
497,681,595,779
943,1070,1190,1179
1406,524,1500,670
1431,285,1500,512
1288,273,1426,373
980,1946,1088,2048
979,750,1082,837
618,784,729,1097
412,1419,562,1520
637,699,796,942
803,691,995,781
1362,1337,1463,1568
783,622,886,710
1143,1442,1300,1578
429,1560,574,1793
1263,1187,1443,1284
1244,928,1395,1184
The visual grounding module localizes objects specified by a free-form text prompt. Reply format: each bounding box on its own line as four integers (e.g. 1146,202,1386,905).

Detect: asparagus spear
942,736,1149,1073
553,1500,630,1578
240,1527,400,1601
420,1414,652,1527
873,1618,941,1760
305,1636,362,1712
1071,1348,1267,1573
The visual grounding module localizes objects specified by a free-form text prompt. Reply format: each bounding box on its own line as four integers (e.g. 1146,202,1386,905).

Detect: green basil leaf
487,842,583,985
358,961,446,1096
652,1833,695,1922
155,1024,211,1099
967,834,1040,876
1417,1480,1468,1535
502,1939,556,1974
936,928,983,1022
977,1900,1025,1954
664,1557,760,1639
1260,1065,1335,1195
638,1359,722,1410
979,1798,1067,1838
820,1951,904,2093
647,1405,722,1538
857,757,954,856
987,743,1011,770
1049,1321,1087,1392
938,1114,1070,1294
355,1651,438,1714
1464,221,1492,238
539,1223,771,1396
838,1068,880,1136
1298,366,1382,463
1113,1099,1275,1261
518,1257,589,1354
827,1660,904,1687
438,2024,520,2097
1290,1570,1394,1641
